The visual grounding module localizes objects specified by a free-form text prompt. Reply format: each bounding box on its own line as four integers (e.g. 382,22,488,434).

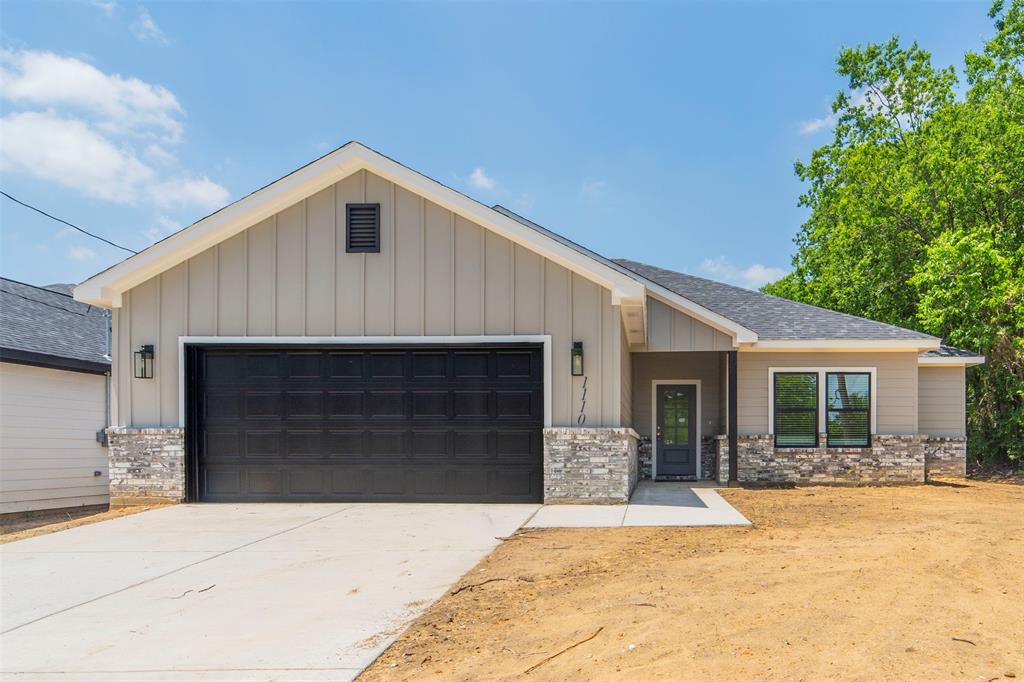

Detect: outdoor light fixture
134,344,154,379
571,341,584,376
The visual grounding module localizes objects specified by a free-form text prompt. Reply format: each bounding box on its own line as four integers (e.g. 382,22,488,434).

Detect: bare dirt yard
362,480,1023,681
0,504,155,544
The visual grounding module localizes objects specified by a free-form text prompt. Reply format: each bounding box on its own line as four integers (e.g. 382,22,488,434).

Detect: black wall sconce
571,341,584,376
134,344,154,379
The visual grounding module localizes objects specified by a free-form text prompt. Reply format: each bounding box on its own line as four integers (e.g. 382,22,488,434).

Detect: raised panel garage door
187,345,544,502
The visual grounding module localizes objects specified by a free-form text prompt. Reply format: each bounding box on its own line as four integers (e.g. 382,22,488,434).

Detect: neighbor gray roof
920,345,984,359
613,259,938,341
0,278,110,372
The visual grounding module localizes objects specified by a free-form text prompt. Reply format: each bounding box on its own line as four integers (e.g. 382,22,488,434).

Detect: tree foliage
764,0,1024,466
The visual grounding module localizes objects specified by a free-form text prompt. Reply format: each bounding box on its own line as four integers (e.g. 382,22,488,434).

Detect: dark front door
655,384,697,478
186,344,544,503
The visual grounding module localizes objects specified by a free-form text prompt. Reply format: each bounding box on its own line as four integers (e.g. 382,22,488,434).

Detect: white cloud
0,48,182,141
91,0,116,17
0,48,228,214
150,177,229,211
699,256,787,290
131,7,170,45
68,246,97,262
580,180,608,203
469,167,496,190
800,89,875,136
144,214,179,242
0,111,154,202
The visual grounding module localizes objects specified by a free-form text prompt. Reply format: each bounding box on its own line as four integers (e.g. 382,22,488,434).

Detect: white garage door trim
178,335,553,429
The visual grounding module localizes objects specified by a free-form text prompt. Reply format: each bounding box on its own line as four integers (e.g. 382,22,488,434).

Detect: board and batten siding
0,362,109,513
645,298,733,352
918,366,966,438
112,170,624,429
736,351,919,436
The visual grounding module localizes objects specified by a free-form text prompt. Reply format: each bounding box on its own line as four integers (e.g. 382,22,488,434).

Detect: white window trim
650,379,701,479
177,335,552,428
767,367,877,437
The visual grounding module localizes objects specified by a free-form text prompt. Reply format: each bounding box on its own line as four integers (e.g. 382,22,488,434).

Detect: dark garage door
187,344,544,502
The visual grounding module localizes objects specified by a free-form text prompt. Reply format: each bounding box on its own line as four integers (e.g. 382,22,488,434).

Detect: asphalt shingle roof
0,278,110,366
920,345,984,359
612,259,938,341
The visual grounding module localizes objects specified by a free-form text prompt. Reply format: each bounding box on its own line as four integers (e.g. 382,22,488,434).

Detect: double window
772,370,872,448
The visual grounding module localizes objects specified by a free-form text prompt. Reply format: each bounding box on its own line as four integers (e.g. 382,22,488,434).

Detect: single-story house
1,278,111,513
74,142,984,505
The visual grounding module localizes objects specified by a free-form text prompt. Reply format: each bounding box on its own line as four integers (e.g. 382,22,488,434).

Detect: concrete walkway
0,502,537,681
525,481,751,528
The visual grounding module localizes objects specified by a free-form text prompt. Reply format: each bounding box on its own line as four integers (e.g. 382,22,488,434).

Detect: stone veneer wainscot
923,436,967,479
107,427,185,504
543,428,639,503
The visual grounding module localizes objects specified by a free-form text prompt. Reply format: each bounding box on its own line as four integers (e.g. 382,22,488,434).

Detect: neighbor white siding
0,363,109,513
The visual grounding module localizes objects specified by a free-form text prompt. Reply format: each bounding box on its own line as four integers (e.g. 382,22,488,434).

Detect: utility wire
1,190,138,254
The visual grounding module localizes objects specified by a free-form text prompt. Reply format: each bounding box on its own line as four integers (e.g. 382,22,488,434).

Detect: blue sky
0,1,993,290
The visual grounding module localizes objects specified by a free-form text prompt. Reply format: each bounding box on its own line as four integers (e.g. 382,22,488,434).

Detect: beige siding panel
0,363,109,513
363,172,394,335
737,351,919,435
570,276,602,426
423,197,456,333
545,261,572,425
620,323,633,427
645,298,732,351
393,186,423,335
115,170,627,429
632,352,723,439
129,276,160,426
919,366,966,437
275,202,305,335
335,172,365,334
159,263,187,423
454,216,483,335
187,248,217,335
305,186,335,335
423,200,453,335
513,245,543,334
484,231,513,334
217,232,247,336
246,218,276,335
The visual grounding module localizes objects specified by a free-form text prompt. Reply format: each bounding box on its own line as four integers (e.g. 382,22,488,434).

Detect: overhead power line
1,190,138,254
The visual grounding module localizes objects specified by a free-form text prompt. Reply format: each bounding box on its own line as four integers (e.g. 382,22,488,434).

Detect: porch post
728,350,738,485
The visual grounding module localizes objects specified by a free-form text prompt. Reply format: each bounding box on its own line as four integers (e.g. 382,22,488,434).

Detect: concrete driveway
0,502,538,680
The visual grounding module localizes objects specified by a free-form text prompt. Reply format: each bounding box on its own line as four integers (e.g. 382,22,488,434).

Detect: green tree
764,0,1024,466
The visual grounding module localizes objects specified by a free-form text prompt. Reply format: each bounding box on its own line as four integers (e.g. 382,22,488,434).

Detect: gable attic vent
345,203,381,253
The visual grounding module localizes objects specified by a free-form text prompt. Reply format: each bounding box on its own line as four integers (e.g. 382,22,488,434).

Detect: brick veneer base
107,427,185,502
924,437,967,479
543,428,639,503
716,434,926,484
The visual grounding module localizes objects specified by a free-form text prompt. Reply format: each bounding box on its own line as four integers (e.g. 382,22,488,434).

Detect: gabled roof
614,259,940,348
74,141,646,308
0,278,110,373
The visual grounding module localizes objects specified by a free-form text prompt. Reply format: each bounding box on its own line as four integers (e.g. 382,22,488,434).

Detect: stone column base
107,427,186,503
924,437,967,479
543,428,639,504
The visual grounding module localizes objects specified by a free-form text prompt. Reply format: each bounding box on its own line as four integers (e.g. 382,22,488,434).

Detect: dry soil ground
0,504,154,544
362,480,1023,681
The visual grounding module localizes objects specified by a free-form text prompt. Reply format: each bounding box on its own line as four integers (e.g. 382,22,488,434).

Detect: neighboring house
1,278,111,513
74,142,984,505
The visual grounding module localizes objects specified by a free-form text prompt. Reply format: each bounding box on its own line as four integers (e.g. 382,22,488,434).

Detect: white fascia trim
176,335,553,429
645,288,758,345
767,366,877,435
650,379,701,479
746,338,941,352
76,143,645,307
918,355,986,366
